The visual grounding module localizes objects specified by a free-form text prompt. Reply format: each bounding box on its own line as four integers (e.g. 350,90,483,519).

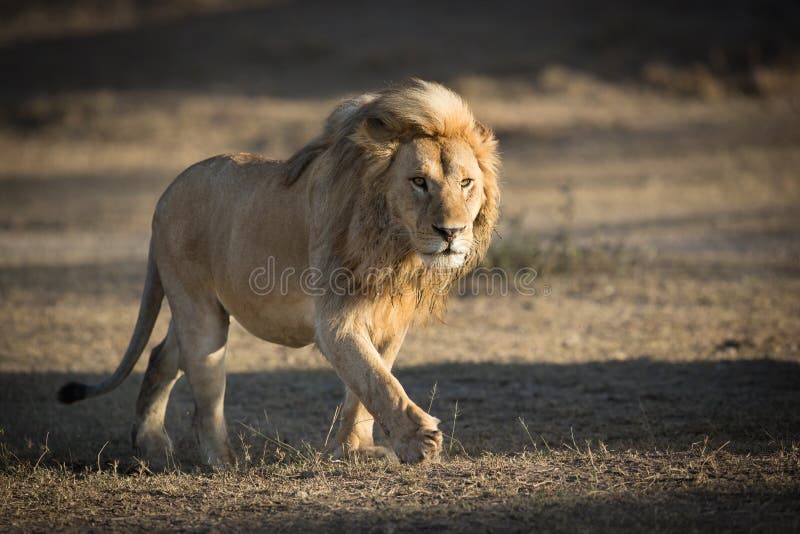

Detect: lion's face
385,136,486,270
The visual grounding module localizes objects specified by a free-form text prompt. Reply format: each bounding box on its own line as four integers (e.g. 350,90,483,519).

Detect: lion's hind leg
168,298,233,468
330,387,397,462
133,326,182,469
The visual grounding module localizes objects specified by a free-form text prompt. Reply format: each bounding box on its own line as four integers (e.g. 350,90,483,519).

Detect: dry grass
2,0,800,531
2,449,799,532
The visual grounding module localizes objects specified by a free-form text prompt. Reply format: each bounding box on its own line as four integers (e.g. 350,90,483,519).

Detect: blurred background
1,0,799,465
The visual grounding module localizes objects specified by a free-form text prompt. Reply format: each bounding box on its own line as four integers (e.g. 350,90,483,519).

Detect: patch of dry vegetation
2,441,798,531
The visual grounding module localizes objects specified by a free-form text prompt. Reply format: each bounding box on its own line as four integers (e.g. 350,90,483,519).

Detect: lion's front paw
391,406,443,463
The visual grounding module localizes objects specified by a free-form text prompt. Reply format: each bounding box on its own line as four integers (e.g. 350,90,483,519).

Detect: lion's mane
285,80,500,323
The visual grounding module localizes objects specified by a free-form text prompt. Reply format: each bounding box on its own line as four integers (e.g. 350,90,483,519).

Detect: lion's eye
460,178,473,188
410,177,428,190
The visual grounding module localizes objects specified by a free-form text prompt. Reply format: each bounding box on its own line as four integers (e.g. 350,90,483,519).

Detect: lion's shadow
1,357,798,467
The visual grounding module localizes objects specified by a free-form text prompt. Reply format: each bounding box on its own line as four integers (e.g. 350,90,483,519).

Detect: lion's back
150,153,286,270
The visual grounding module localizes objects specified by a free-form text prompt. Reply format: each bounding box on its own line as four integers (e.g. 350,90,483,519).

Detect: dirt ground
1,1,799,532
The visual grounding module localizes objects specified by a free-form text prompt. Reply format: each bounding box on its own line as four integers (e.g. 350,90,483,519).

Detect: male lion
58,80,500,466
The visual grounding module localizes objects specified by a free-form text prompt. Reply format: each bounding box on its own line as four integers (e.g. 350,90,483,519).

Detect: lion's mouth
421,247,463,257
418,246,467,269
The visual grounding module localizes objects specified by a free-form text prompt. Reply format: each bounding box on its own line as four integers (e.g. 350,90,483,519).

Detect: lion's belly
222,291,316,348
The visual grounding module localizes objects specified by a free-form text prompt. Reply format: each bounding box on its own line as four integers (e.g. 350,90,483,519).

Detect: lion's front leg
316,320,442,463
331,331,408,461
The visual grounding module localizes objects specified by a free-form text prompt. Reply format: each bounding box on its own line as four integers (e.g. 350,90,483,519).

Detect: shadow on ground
1,358,798,467
2,0,799,104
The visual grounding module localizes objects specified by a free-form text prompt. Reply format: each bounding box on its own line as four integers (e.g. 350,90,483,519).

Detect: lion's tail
57,241,164,404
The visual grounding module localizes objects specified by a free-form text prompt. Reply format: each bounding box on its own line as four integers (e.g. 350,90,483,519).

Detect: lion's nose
432,224,465,242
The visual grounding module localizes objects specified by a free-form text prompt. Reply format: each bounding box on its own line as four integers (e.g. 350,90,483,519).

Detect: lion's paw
333,444,399,464
132,424,176,471
391,406,443,463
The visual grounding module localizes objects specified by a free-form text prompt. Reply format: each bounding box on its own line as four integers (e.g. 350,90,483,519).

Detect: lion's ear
352,115,404,157
474,120,495,144
363,117,397,143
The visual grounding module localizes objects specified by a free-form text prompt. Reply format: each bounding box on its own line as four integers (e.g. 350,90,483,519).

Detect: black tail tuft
57,381,89,404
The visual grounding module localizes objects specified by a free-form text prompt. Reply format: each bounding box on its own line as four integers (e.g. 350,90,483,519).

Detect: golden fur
58,80,500,466
290,80,499,326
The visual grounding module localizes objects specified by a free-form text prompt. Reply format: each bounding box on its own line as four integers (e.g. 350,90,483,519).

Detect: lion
57,79,500,466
